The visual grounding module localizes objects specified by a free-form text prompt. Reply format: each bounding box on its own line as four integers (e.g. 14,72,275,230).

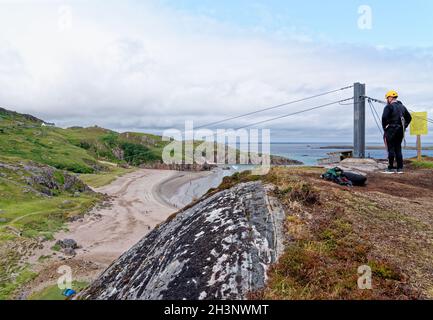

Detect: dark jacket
382,101,412,130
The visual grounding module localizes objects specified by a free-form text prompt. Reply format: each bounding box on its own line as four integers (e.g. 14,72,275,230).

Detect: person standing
382,90,412,174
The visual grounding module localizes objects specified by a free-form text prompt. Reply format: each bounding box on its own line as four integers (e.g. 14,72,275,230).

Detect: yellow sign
410,112,428,136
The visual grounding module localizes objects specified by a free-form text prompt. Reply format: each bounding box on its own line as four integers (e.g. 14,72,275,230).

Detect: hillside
0,158,102,299
81,164,433,300
0,108,168,173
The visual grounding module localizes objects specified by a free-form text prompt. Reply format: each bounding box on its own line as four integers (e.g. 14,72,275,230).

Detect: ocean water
270,143,433,166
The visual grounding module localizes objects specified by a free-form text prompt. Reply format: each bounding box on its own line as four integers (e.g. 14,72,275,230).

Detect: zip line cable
368,99,383,136
196,85,354,129
233,97,354,131
193,97,354,141
364,95,433,124
369,99,383,127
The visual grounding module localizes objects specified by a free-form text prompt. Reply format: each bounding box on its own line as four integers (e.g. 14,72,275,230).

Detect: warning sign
410,112,428,136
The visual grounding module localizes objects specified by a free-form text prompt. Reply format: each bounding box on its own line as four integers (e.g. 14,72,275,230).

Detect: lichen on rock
80,181,286,300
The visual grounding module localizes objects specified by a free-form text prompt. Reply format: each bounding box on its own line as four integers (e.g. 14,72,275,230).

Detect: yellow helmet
385,90,399,99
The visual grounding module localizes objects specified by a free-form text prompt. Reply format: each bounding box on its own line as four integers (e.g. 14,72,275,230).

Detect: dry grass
248,167,433,300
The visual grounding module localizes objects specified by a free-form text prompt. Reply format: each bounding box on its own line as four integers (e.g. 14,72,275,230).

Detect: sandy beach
54,168,226,265
57,169,178,265
22,168,230,297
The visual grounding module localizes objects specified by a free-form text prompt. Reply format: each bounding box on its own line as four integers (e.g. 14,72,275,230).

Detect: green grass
51,243,61,252
0,267,38,300
28,281,88,300
0,125,169,172
80,165,136,188
0,186,99,299
0,126,101,173
0,179,101,239
411,158,433,169
0,158,102,300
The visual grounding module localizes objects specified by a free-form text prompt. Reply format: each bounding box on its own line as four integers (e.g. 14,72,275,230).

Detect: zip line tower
353,82,366,158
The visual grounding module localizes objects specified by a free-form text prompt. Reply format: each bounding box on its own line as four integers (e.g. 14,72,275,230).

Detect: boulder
80,181,286,300
338,158,387,173
56,239,78,249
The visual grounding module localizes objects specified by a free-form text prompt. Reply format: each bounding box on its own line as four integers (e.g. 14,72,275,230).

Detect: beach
22,168,231,297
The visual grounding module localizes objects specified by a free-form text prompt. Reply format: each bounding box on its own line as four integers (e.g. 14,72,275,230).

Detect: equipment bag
321,167,367,187
342,171,367,186
321,167,352,187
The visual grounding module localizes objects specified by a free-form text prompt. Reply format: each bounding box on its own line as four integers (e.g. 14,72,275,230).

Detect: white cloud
0,1,432,142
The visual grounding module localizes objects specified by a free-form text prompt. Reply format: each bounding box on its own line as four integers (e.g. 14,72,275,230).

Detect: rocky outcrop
270,155,303,166
79,182,286,300
27,165,90,196
0,161,91,196
112,147,125,161
0,107,44,124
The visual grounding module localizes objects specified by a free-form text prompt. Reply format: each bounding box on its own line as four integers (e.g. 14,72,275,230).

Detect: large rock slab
79,182,286,300
328,158,387,174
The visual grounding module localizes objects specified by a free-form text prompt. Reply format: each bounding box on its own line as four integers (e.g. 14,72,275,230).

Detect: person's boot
383,168,397,174
397,169,404,174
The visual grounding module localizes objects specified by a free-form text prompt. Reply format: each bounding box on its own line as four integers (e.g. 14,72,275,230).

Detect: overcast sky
1,0,432,142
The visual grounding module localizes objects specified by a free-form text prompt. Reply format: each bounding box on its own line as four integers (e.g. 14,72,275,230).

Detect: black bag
343,172,367,186
322,168,367,187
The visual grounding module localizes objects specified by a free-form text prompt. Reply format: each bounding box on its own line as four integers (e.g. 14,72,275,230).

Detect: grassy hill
0,108,168,174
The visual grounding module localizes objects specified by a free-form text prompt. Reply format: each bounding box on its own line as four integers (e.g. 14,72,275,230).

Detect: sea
270,142,433,166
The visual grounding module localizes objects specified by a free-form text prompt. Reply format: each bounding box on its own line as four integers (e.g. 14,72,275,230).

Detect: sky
0,0,432,142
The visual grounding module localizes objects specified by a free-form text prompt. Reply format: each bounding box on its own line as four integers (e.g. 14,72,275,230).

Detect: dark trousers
385,126,404,170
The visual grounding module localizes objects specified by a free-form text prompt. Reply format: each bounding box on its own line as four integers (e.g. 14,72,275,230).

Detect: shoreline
157,167,238,209
154,171,214,209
